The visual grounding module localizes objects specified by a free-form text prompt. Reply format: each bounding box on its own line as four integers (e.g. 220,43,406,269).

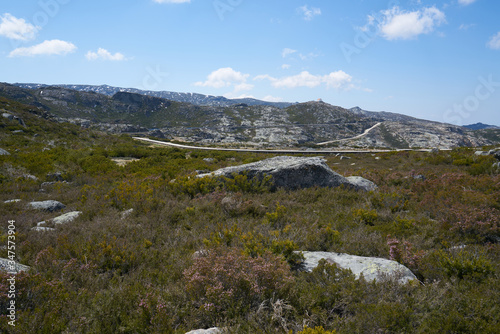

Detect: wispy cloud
0,13,38,41
458,0,478,6
298,5,321,21
86,48,128,61
377,6,446,40
487,32,500,50
255,70,354,90
282,48,297,58
9,39,76,57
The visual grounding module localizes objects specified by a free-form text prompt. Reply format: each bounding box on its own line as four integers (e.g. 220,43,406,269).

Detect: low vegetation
0,99,499,333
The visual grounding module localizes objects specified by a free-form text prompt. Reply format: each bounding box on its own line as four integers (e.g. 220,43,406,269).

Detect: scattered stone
346,176,378,192
413,175,426,181
474,151,488,156
46,172,64,182
298,251,417,284
12,130,24,134
52,211,82,225
4,199,21,204
0,148,10,156
28,200,66,212
493,162,500,169
196,169,210,175
375,156,381,160
0,258,30,274
203,158,215,163
22,174,38,181
185,328,221,334
31,226,56,232
197,156,377,191
121,208,134,219
2,112,14,120
340,156,351,160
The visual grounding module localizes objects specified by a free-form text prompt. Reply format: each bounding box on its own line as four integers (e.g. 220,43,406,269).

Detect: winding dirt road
133,136,428,155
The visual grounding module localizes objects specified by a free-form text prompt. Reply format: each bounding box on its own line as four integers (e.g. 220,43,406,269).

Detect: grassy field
0,98,499,333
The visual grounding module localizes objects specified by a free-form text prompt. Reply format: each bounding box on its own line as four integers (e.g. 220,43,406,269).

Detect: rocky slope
1,82,499,149
14,83,295,109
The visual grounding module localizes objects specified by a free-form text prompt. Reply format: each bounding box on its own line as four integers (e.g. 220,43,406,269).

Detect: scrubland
0,98,499,333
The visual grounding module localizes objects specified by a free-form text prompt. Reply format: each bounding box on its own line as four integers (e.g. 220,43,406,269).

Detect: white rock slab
299,251,417,284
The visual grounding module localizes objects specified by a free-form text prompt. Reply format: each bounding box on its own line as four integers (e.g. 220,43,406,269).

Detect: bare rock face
197,156,377,191
298,251,417,284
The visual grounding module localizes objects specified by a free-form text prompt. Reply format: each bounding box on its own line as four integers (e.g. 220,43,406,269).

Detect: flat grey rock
0,258,30,273
185,328,221,334
0,148,10,156
52,211,82,225
198,156,376,191
31,226,56,232
298,251,417,284
4,199,21,204
28,200,66,212
346,176,378,191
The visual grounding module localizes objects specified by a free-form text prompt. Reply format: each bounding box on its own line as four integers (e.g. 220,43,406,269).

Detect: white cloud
86,48,127,61
0,13,38,41
458,0,478,5
282,48,297,58
298,5,321,21
153,0,191,3
281,64,291,70
459,23,475,30
262,95,284,102
255,71,353,90
488,32,500,50
378,6,446,40
9,39,76,57
195,67,252,91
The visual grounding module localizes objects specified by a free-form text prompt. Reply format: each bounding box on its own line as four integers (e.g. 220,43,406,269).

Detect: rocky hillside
2,82,499,149
14,83,295,109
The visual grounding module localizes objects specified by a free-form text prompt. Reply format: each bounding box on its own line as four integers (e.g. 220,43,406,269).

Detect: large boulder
0,258,30,274
298,251,417,284
197,156,376,191
28,200,66,212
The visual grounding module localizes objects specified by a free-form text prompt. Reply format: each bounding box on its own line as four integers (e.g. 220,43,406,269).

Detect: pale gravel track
133,137,433,155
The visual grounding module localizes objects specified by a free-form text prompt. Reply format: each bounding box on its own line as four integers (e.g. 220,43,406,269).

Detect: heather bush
183,247,294,322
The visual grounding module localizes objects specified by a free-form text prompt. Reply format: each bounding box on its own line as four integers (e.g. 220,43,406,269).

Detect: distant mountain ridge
2,82,500,149
14,83,295,109
464,123,500,130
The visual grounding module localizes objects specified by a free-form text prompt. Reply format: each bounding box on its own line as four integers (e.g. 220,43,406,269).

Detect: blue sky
1,0,499,125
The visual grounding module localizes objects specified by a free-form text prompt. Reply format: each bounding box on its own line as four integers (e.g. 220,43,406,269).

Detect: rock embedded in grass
0,258,30,274
197,156,377,191
298,251,417,284
28,200,66,212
